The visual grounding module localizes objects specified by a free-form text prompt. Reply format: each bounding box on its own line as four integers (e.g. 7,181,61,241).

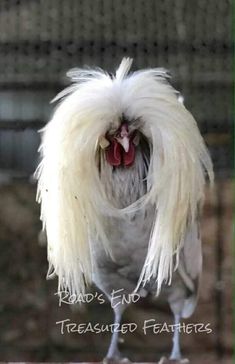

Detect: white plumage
36,58,212,294
36,58,213,362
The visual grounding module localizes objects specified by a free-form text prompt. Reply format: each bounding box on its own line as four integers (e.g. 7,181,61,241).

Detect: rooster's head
99,121,141,167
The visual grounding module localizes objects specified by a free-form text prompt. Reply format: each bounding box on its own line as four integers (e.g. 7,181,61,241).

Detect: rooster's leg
105,304,127,362
169,313,181,360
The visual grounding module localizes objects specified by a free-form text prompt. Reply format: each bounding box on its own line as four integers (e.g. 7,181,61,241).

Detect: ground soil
0,180,232,363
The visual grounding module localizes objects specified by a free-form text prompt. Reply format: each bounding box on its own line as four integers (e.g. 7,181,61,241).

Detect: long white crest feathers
35,58,213,296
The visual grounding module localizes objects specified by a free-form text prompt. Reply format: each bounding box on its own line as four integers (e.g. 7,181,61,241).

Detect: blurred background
0,0,232,363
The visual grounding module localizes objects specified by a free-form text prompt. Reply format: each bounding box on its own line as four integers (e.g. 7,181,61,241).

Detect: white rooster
36,58,213,363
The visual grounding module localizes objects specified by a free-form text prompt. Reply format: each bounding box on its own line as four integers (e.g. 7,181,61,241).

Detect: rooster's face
99,120,141,167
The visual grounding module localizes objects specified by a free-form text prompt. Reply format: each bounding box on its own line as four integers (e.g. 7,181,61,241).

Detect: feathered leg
104,304,129,363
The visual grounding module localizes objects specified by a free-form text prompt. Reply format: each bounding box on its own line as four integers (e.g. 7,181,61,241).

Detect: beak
117,136,130,153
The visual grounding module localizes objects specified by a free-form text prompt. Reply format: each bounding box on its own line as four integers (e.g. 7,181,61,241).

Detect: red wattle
105,139,136,167
105,140,122,166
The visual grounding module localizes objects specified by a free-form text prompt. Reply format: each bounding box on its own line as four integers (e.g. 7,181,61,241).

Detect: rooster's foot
103,356,131,364
158,357,189,364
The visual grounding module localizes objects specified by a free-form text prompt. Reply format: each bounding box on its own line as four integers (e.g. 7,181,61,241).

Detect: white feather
35,57,213,296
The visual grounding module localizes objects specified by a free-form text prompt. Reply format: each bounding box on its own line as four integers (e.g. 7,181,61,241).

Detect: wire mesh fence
0,0,232,177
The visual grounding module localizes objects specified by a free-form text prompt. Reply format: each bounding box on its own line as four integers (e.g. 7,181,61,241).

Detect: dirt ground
0,179,232,363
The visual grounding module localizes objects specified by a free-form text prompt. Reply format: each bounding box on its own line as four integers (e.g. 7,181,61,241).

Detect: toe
103,356,131,364
158,357,190,364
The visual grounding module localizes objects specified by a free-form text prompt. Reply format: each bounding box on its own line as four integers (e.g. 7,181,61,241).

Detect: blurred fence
0,0,232,177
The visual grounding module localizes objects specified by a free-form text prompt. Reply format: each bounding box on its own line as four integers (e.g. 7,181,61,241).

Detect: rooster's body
36,58,213,363
93,160,201,362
